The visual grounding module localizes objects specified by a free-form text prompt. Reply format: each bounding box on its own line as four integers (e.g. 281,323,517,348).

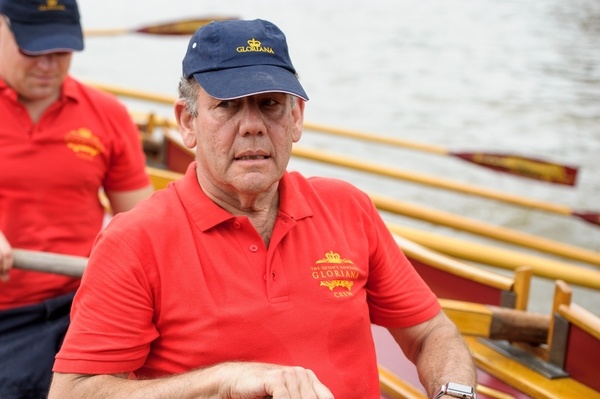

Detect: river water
73,0,600,314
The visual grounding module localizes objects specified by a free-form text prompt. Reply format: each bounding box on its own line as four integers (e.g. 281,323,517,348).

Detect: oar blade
135,16,238,35
572,211,600,227
452,152,578,186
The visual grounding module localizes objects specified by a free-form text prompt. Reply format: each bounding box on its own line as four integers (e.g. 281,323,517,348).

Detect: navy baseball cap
182,19,308,101
0,0,83,55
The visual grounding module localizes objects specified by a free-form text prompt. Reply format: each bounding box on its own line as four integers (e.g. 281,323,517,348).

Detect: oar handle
487,305,550,343
440,298,551,344
13,249,87,277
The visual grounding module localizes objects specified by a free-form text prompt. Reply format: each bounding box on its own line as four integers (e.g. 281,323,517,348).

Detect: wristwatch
433,382,477,399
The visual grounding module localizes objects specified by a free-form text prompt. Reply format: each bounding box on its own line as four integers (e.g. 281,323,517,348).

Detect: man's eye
217,101,231,108
260,98,278,107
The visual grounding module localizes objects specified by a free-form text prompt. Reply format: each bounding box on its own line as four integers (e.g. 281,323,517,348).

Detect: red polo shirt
0,76,150,309
54,163,440,398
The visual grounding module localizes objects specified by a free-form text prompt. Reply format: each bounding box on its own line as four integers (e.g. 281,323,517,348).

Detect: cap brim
193,65,309,101
10,21,83,55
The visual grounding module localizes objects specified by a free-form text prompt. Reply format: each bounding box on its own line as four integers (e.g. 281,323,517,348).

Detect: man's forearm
48,367,221,399
414,318,477,398
48,361,334,399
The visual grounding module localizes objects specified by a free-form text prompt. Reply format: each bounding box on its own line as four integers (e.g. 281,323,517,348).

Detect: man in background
0,0,153,397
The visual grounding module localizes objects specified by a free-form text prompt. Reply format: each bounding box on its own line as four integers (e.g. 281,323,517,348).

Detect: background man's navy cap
0,0,83,55
182,19,308,101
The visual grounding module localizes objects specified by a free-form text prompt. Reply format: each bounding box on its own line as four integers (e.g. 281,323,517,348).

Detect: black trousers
0,292,74,399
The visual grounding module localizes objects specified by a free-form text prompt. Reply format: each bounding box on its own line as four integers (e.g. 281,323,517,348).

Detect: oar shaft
291,146,574,216
88,82,176,104
303,121,449,155
84,28,130,37
372,193,600,267
13,249,87,277
388,224,600,289
303,123,578,186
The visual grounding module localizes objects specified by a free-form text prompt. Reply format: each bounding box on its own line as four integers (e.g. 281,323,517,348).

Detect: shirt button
249,244,258,252
233,221,241,229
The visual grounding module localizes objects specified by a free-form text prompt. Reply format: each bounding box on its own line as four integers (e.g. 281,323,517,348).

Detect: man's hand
215,362,334,399
0,231,13,282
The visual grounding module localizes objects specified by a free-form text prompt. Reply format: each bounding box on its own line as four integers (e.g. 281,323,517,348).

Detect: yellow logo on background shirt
38,0,66,11
65,128,105,160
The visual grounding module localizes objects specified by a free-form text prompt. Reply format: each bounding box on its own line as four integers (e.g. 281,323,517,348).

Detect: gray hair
178,76,199,118
177,76,298,118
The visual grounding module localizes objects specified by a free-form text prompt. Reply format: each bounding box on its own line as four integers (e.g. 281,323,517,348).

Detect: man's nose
238,102,267,136
35,53,61,69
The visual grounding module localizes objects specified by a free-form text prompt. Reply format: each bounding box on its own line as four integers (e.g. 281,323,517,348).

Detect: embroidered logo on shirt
312,251,360,298
64,128,105,160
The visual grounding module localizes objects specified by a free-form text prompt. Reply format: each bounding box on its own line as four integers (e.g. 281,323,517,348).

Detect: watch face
446,382,475,398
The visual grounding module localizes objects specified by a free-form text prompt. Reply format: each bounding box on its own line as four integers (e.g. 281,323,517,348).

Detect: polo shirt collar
277,171,313,221
58,75,79,102
176,162,313,232
0,77,17,101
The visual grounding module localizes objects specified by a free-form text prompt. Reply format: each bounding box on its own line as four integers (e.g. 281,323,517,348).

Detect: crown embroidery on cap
236,38,274,54
38,0,66,11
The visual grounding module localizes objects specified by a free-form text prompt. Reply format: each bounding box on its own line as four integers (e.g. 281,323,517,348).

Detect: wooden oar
290,146,600,228
370,192,600,267
83,82,600,228
439,298,550,344
84,16,238,37
378,365,426,399
13,249,87,277
303,122,578,187
388,224,600,290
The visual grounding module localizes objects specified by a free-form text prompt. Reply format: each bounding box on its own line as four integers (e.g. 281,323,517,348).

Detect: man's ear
291,98,305,143
174,99,197,149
